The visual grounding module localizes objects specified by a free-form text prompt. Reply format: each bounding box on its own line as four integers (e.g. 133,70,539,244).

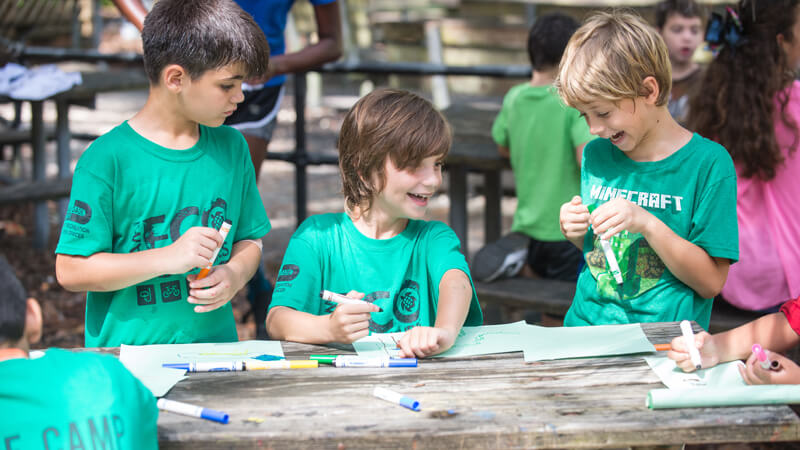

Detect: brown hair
655,0,704,29
555,10,672,108
338,89,452,212
688,0,799,180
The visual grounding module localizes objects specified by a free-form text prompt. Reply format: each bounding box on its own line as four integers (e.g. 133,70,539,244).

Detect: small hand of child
186,264,239,313
667,331,719,372
590,198,652,240
326,292,380,343
739,350,800,385
559,196,590,241
166,227,223,274
397,326,456,358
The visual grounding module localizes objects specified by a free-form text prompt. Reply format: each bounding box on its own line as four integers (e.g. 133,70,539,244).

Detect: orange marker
196,220,232,280
654,343,671,352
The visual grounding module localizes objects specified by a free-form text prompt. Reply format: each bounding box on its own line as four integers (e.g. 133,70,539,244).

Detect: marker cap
399,396,421,411
310,355,337,365
389,358,418,367
163,363,190,370
200,408,230,424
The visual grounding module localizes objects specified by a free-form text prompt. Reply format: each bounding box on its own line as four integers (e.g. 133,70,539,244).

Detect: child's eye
220,84,234,91
435,160,444,168
597,112,609,118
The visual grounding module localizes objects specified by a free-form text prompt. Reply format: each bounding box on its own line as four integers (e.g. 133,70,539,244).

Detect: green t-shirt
491,83,594,241
565,133,738,330
0,349,158,449
55,122,271,347
270,213,483,332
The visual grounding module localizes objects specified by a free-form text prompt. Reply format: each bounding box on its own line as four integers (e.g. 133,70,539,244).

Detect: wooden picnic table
87,322,800,448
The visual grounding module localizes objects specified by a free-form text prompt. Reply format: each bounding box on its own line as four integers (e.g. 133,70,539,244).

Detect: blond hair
338,89,451,212
555,10,671,108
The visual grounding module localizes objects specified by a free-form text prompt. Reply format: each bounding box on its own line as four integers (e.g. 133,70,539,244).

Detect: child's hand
739,351,800,385
559,196,590,241
397,326,456,358
590,198,652,240
667,331,720,372
326,291,380,343
186,264,239,313
166,227,223,274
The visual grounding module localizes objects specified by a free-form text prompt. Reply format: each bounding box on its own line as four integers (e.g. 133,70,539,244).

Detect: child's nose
232,89,245,104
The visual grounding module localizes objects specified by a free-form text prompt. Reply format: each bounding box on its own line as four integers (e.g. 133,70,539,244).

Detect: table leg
56,99,71,220
484,169,502,244
448,165,468,255
30,101,48,249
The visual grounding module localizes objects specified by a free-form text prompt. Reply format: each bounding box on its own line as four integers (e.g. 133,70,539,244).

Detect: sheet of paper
647,385,800,409
353,322,530,359
522,323,655,362
644,355,746,390
119,340,285,397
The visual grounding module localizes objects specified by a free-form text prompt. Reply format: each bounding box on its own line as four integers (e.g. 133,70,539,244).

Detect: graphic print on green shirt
585,231,666,299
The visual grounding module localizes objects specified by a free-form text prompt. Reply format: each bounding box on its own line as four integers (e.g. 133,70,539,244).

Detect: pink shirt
722,81,800,310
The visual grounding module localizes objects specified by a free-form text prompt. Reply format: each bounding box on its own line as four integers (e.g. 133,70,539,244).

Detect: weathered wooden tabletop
120,322,800,449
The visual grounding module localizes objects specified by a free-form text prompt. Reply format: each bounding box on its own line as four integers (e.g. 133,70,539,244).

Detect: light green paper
353,322,530,359
119,340,285,396
522,323,655,362
644,355,746,390
647,385,800,409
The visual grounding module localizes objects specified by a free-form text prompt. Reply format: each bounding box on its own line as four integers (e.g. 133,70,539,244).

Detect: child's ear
162,64,188,93
639,76,661,105
24,298,42,345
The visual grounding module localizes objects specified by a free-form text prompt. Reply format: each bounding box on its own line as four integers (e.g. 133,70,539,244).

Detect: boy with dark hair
655,0,705,124
0,256,158,448
473,12,593,284
266,89,482,358
55,0,272,347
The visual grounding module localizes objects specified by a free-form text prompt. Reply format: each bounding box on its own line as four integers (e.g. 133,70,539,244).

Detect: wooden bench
475,277,767,333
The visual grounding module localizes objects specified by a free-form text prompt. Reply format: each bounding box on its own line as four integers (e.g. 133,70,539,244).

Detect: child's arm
266,295,380,344
591,198,728,299
56,226,223,292
186,239,263,313
668,312,800,372
397,269,472,358
739,351,800,385
559,195,590,249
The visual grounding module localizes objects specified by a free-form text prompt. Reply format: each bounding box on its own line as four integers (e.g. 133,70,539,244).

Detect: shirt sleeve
232,132,271,242
780,296,800,336
688,154,739,262
55,150,115,256
270,231,325,315
426,222,483,326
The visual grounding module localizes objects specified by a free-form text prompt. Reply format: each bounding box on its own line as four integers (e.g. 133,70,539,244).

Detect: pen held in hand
680,320,702,370
320,289,383,312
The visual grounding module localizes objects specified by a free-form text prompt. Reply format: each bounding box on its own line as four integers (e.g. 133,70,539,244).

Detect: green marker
309,355,338,365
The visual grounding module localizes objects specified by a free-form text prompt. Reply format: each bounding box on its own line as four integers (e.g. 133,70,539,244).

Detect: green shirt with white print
565,133,738,330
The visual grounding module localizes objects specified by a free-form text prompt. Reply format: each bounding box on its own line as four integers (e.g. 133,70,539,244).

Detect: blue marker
162,361,244,372
372,387,420,411
157,398,229,424
333,356,417,368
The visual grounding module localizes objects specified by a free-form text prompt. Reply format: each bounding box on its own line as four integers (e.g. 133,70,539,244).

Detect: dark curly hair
688,0,799,180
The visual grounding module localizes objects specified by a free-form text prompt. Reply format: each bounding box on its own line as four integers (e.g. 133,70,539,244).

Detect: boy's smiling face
578,97,652,157
371,154,444,221
180,63,246,127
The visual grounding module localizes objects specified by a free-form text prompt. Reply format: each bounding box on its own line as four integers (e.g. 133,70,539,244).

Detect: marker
157,398,229,424
320,290,383,312
680,320,702,370
751,344,778,370
654,343,671,352
196,220,233,280
372,387,420,411
162,359,318,372
599,239,623,285
333,356,417,368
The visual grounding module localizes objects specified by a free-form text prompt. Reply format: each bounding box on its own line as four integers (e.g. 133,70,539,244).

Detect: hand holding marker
196,220,232,280
751,344,781,370
320,289,383,312
680,320,702,370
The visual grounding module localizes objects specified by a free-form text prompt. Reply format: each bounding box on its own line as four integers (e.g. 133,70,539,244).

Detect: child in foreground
55,0,272,347
0,256,158,448
555,11,738,329
668,295,800,385
266,89,483,357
